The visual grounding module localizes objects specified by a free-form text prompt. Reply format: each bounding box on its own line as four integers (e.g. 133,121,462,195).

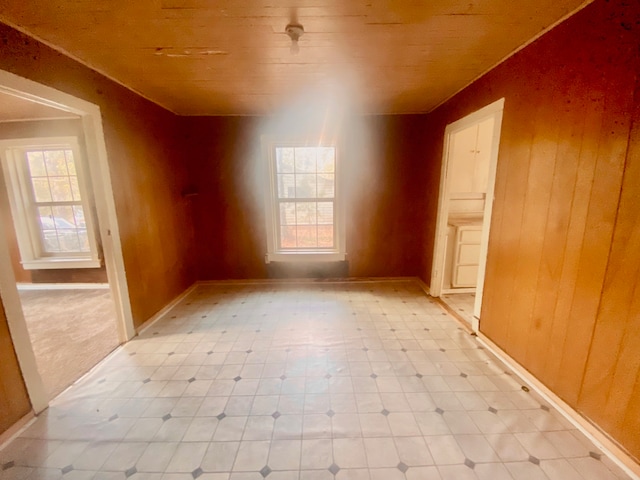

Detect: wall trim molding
136,283,199,335
477,332,640,480
414,277,431,297
0,411,35,450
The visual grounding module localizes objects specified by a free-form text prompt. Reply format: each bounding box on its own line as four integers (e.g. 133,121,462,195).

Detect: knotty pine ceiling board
0,0,592,115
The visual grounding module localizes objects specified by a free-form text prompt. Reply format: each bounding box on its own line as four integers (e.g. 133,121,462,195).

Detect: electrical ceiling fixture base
285,23,304,55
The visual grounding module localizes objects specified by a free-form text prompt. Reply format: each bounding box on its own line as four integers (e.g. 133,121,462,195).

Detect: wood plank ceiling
0,0,590,115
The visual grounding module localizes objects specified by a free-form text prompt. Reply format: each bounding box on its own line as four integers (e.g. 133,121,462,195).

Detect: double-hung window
264,141,345,262
1,137,101,269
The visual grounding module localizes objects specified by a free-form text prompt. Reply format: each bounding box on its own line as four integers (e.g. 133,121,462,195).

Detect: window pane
279,202,296,226
38,206,87,253
38,206,58,253
37,206,53,229
294,148,317,173
317,147,335,173
27,151,46,176
318,226,334,247
280,226,296,248
296,226,317,248
52,205,77,226
295,174,316,198
31,178,52,202
317,202,334,225
44,150,68,175
65,150,76,175
73,205,86,228
296,202,317,225
57,230,80,252
277,174,295,198
78,229,89,251
41,231,60,252
49,177,73,201
276,148,294,173
317,174,335,198
70,177,81,201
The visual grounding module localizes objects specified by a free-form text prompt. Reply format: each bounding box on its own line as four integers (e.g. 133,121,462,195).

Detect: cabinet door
448,124,478,194
458,243,481,263
453,265,479,287
451,225,482,288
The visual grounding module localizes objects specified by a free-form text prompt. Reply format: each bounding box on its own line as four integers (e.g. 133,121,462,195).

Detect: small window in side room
264,141,345,263
0,137,101,269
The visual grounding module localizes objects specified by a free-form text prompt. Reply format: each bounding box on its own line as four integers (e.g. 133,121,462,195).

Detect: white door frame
430,98,504,332
0,69,135,412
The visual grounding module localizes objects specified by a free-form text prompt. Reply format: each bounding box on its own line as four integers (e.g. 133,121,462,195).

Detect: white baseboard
16,282,110,291
477,332,640,480
136,283,199,335
441,287,476,294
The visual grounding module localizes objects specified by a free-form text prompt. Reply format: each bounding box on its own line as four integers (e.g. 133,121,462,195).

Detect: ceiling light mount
285,23,304,55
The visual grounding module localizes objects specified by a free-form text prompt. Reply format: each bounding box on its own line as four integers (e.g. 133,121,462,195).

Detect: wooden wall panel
184,114,431,280
418,0,640,460
345,115,431,278
0,299,31,434
183,116,267,280
0,24,196,327
579,75,640,457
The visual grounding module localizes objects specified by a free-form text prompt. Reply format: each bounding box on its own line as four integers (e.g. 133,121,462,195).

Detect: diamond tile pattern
259,465,272,477
0,282,630,480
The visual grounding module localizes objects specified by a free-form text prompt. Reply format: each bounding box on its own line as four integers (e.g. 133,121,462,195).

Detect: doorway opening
0,69,135,411
430,99,504,331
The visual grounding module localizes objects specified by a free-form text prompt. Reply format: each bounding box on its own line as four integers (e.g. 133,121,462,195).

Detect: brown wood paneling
542,81,606,393
0,24,196,328
345,115,431,278
0,299,31,434
418,0,640,460
524,77,587,379
579,74,640,459
553,45,636,404
183,116,267,280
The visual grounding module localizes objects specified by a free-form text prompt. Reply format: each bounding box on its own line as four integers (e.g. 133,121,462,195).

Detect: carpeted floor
18,287,120,400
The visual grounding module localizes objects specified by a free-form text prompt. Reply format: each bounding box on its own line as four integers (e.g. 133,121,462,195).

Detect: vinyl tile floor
440,293,475,328
0,281,632,480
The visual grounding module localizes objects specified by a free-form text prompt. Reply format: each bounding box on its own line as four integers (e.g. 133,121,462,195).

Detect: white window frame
0,136,101,269
263,138,346,263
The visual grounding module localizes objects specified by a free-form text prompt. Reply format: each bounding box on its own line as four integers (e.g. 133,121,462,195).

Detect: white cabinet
451,224,482,288
448,116,495,195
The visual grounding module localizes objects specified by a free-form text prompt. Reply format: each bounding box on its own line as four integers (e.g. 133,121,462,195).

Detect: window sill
266,252,346,263
22,258,102,270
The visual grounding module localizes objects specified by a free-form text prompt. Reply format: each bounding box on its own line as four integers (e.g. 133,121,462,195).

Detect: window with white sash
264,141,345,262
1,137,100,269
